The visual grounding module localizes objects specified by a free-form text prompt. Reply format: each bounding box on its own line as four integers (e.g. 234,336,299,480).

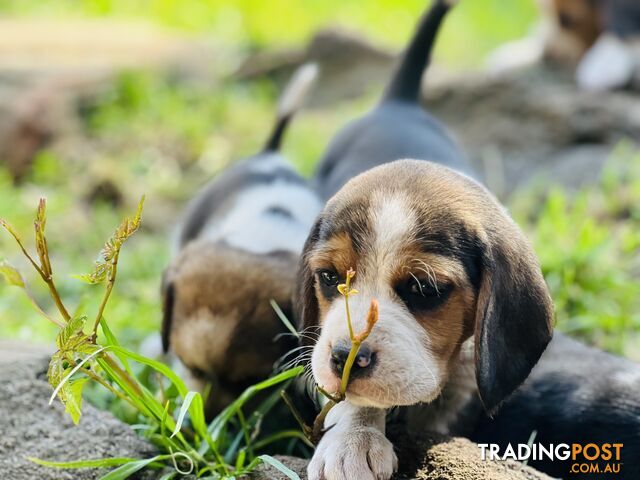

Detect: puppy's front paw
308,426,397,480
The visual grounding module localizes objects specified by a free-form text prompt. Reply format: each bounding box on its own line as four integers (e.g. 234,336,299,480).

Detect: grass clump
1,198,304,479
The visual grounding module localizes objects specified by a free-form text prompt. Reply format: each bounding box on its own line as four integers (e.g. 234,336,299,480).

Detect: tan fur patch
165,240,297,387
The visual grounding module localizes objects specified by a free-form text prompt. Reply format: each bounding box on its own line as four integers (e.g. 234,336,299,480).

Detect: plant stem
45,276,71,322
340,340,361,395
237,409,255,460
83,367,138,410
92,250,119,337
103,353,143,397
311,399,336,444
280,391,312,438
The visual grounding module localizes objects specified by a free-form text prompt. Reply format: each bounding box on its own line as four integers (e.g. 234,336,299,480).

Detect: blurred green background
0,0,638,361
0,0,537,67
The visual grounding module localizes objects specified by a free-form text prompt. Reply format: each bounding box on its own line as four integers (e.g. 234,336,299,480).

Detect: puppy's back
313,0,473,199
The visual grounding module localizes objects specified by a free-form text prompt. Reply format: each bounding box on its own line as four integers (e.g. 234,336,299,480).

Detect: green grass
511,144,640,358
0,0,537,67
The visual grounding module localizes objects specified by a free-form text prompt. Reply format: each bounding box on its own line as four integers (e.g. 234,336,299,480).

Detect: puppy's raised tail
263,62,319,152
382,0,456,103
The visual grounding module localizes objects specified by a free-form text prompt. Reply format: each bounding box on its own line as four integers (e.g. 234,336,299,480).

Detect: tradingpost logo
478,442,624,475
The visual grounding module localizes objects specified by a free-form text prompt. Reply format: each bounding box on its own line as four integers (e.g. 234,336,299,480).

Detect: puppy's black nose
330,341,375,379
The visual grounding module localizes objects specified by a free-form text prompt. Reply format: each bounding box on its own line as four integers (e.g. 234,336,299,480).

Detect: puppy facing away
312,0,473,200
162,64,322,414
296,1,639,479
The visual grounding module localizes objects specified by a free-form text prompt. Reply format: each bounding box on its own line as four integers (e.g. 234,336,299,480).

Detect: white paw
308,426,398,480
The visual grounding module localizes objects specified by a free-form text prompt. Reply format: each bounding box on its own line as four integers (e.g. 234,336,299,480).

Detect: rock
392,432,551,480
252,434,552,480
0,342,156,480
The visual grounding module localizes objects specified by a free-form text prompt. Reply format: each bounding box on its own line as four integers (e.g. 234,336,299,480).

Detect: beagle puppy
296,2,639,479
543,0,640,90
298,2,550,478
162,64,322,414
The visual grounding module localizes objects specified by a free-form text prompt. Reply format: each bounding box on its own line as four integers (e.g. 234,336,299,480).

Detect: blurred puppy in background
161,64,322,415
489,0,640,90
546,0,640,90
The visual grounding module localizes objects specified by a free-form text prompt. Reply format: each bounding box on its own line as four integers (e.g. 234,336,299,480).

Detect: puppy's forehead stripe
371,192,416,256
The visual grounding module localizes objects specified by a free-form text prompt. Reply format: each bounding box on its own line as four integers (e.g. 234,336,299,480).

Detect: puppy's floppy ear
294,215,323,345
160,270,175,353
474,226,554,414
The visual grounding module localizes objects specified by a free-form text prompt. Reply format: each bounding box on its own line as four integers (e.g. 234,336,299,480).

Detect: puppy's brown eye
317,269,341,299
319,270,339,287
397,277,452,312
408,278,440,297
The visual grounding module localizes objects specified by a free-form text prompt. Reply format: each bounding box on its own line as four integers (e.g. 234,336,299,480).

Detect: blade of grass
170,391,199,438
98,454,170,480
258,455,301,480
270,299,299,338
28,457,142,469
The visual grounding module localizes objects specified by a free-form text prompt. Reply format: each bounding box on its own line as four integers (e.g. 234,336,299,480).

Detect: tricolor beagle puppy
296,1,639,479
543,0,640,90
162,64,323,414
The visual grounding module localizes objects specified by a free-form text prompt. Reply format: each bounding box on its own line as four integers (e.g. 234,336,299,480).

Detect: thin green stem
44,276,71,322
237,409,254,460
311,399,336,444
92,250,119,337
103,353,143,397
316,385,341,403
340,340,362,395
280,391,312,438
345,294,354,341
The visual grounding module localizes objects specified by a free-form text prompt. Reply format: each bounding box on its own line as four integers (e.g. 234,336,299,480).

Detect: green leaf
56,316,87,351
28,457,142,469
258,455,301,480
0,260,25,288
158,472,178,480
64,377,89,425
98,454,169,480
49,347,107,423
171,391,199,438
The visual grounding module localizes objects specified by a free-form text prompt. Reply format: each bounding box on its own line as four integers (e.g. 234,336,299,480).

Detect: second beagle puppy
543,0,640,90
162,64,322,414
297,2,554,479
